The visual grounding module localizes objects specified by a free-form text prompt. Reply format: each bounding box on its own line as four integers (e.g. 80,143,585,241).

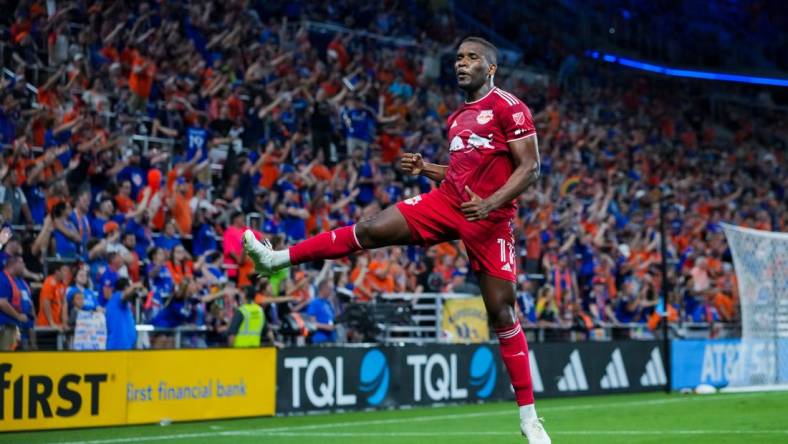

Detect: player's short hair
460,36,498,65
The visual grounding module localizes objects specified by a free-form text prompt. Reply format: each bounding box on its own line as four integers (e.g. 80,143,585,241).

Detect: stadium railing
378,292,739,344
129,134,175,156
30,324,210,351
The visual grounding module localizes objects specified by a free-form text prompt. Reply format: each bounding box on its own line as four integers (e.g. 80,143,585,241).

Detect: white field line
46,393,773,444
257,430,788,437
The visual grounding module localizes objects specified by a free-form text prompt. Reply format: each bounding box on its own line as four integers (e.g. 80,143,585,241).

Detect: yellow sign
441,297,489,343
0,348,276,432
0,352,128,431
126,348,276,424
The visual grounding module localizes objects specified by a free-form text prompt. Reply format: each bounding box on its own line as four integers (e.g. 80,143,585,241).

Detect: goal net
721,223,788,389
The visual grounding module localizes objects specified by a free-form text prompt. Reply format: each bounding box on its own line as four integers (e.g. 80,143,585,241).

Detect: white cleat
521,418,551,443
243,229,275,277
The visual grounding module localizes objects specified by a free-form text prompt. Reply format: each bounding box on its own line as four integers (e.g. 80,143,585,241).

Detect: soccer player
244,36,550,443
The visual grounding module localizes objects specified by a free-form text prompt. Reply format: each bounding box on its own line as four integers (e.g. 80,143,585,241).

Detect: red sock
496,323,535,406
289,225,363,265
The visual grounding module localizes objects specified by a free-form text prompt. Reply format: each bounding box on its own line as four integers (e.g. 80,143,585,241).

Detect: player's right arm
400,153,447,182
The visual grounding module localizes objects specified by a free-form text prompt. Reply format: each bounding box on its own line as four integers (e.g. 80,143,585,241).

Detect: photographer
105,278,146,350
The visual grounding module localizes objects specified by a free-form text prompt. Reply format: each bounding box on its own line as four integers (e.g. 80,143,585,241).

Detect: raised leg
244,205,414,275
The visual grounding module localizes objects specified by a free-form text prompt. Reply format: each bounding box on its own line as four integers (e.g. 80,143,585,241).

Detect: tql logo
407,347,498,402
0,363,108,419
284,349,391,409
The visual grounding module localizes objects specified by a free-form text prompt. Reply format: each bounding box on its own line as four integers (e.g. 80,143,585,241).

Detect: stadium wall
276,341,666,414
0,349,277,432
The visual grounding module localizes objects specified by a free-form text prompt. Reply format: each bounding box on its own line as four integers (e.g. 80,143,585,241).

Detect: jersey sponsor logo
476,110,494,125
512,112,525,126
403,195,423,206
450,135,466,152
449,130,495,153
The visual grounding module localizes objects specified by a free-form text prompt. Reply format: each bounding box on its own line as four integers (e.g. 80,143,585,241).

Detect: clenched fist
400,153,424,176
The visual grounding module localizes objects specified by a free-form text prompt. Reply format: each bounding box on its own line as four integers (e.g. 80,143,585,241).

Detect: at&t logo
359,349,389,406
469,346,497,398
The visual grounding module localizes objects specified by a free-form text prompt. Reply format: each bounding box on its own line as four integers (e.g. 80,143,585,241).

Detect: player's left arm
462,135,539,221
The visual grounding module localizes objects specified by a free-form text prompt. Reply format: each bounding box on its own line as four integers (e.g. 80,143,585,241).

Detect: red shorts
395,189,517,282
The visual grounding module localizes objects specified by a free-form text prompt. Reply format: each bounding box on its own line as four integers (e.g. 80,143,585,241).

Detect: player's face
455,42,495,91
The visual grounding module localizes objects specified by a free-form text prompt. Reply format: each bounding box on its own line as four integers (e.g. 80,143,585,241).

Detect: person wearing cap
189,182,216,215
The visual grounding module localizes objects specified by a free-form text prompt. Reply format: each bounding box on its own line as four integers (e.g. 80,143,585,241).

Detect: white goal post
721,223,788,390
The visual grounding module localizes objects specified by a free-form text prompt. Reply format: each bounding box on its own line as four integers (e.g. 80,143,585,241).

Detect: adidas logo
600,348,630,389
640,347,667,386
557,350,588,391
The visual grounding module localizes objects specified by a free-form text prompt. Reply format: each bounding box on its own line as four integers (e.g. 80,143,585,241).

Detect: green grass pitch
5,391,788,444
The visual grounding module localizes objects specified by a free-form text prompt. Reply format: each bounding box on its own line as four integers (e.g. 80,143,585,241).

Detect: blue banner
670,339,742,390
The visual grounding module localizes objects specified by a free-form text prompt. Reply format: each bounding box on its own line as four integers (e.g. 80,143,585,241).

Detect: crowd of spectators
0,0,784,350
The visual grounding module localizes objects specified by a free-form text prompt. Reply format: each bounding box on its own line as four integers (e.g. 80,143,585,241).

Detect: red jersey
440,87,536,219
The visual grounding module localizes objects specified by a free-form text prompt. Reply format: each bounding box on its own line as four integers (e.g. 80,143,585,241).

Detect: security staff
228,287,265,347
